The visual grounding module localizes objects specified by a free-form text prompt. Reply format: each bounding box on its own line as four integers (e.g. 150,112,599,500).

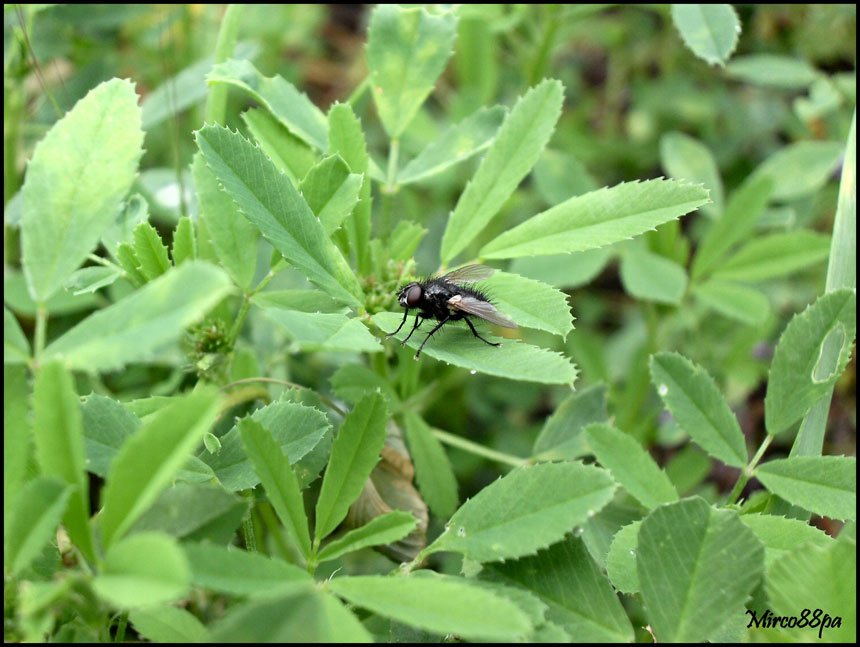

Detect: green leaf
315,393,388,541
638,497,764,642
606,520,643,594
510,249,612,289
374,312,577,386
195,124,363,307
671,4,740,67
99,387,220,549
184,542,311,597
693,280,770,325
4,477,71,576
532,149,599,205
242,108,316,185
92,532,190,609
402,411,458,519
20,78,143,302
5,307,30,364
482,271,573,338
660,131,724,217
132,222,171,280
101,193,149,260
532,383,608,461
208,58,328,151
726,54,821,90
252,289,348,314
387,221,427,263
397,106,506,184
711,230,831,282
116,242,146,287
765,289,856,434
650,352,748,468
239,417,312,558
584,423,678,509
130,605,210,643
441,79,564,263
171,216,196,266
4,364,31,520
64,266,122,295
691,174,774,281
259,308,381,353
752,140,844,201
486,534,634,642
327,575,532,642
330,363,401,408
43,262,232,371
81,393,142,478
619,247,688,305
191,154,257,289
426,461,616,563
366,4,459,138
755,456,856,521
298,155,363,236
201,399,331,491
32,362,95,561
739,513,835,569
317,510,417,562
481,179,709,259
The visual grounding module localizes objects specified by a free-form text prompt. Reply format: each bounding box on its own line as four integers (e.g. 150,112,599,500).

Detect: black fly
386,264,518,360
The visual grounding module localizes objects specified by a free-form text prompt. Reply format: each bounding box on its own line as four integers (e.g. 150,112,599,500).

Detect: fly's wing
437,264,495,285
448,294,518,328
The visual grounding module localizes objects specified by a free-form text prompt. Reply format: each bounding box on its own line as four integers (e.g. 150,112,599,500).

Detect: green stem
432,429,528,468
725,434,773,506
113,612,128,643
228,294,252,347
204,4,244,125
34,302,47,360
347,76,370,106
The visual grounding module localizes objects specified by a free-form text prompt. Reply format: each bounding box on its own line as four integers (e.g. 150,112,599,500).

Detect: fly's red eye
406,285,422,307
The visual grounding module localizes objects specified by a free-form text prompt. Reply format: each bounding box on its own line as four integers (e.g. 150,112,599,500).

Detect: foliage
3,3,856,643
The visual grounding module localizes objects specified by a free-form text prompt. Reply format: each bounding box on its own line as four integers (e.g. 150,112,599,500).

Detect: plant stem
34,302,47,360
347,76,370,106
203,4,244,125
725,433,773,506
432,429,528,467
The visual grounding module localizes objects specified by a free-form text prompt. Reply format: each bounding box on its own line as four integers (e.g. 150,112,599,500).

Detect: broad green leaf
327,575,532,642
101,193,149,260
32,362,95,561
441,79,564,263
242,108,316,185
4,365,31,519
693,280,770,325
650,352,748,467
755,456,856,521
208,58,327,151
330,363,401,408
195,124,363,307
584,423,678,509
510,249,612,289
252,289,348,314
299,155,363,236
239,418,311,558
184,542,311,597
711,230,831,282
691,173,774,280
367,5,459,138
826,111,856,293
765,537,856,642
426,461,616,562
671,4,740,67
403,411,458,519
397,106,506,184
132,222,171,281
661,131,724,217
317,510,417,562
42,262,232,371
726,54,820,90
387,221,427,263
4,269,101,317
752,140,844,201
315,393,388,540
739,513,835,569
201,399,331,491
20,78,143,302
327,102,372,274
260,308,381,353
191,154,257,289
130,605,210,643
374,312,577,386
486,534,634,642
581,499,643,571
481,179,709,259
99,387,220,549
64,266,122,295
619,248,688,305
81,393,142,478
482,271,573,338
116,242,146,287
532,149,599,205
638,497,764,643
171,216,196,265
5,307,30,364
532,383,608,461
4,477,71,576
765,289,856,435
92,532,190,609
605,520,643,594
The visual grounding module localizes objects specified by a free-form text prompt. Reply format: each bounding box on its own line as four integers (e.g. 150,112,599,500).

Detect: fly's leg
401,312,423,346
465,317,501,348
415,316,449,360
386,309,409,339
